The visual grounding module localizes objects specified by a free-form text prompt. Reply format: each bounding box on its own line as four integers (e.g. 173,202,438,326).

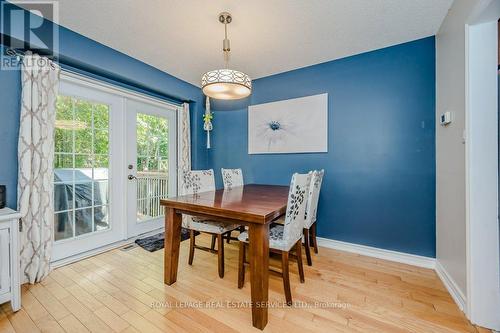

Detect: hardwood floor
0,234,490,332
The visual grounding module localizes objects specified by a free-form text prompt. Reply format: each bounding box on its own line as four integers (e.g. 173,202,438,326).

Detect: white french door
52,74,179,262
52,79,126,262
126,100,177,237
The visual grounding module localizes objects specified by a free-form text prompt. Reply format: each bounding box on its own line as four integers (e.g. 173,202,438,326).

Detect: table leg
248,223,270,330
164,207,182,285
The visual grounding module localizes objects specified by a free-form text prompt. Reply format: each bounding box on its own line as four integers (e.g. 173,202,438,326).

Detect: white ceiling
43,0,452,86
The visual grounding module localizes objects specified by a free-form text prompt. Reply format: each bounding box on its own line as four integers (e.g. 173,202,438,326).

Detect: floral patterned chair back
181,169,215,196
282,172,312,244
304,169,324,229
221,168,244,189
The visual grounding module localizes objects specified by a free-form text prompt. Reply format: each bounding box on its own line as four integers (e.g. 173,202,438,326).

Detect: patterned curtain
18,53,60,283
177,102,191,195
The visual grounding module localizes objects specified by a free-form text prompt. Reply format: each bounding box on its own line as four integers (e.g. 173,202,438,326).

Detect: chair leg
238,242,245,288
226,231,231,244
295,241,305,283
281,251,292,306
303,228,312,266
188,230,195,265
210,234,216,251
311,222,319,254
217,234,225,278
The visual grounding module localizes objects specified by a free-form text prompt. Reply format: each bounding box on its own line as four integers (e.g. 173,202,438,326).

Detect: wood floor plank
94,306,130,332
58,295,113,332
32,315,66,333
0,307,16,333
39,277,71,301
58,314,90,333
141,310,188,333
93,291,131,316
3,308,40,333
120,311,163,333
19,289,50,323
28,284,70,321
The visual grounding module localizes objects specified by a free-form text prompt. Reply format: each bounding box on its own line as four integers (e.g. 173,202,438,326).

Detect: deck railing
136,171,169,220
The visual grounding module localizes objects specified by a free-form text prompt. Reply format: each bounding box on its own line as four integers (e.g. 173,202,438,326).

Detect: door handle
128,174,137,180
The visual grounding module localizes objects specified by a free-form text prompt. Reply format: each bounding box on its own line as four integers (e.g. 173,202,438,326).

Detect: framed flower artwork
248,93,328,154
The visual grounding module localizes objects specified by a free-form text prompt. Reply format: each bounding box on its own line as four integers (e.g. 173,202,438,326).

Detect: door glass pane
93,181,108,206
94,206,109,231
75,208,93,236
74,99,93,127
94,130,109,154
54,211,74,241
74,128,92,154
74,181,93,208
136,113,169,222
53,95,110,242
54,183,73,211
54,128,73,153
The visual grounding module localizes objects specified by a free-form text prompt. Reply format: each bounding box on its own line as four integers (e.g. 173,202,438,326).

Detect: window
53,95,110,241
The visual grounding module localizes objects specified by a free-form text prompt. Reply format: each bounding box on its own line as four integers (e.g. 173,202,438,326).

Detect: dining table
160,184,289,330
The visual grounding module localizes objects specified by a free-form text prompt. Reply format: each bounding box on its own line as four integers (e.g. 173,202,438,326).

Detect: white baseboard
435,260,467,312
316,237,436,269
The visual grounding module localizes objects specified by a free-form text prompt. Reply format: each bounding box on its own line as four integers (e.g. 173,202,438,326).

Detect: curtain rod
3,47,191,106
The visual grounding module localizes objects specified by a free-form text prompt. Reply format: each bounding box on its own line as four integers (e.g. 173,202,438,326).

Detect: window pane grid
136,113,169,221
54,95,110,242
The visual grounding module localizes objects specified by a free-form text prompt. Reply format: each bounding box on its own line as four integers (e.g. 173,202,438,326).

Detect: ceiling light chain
222,12,231,67
201,12,252,100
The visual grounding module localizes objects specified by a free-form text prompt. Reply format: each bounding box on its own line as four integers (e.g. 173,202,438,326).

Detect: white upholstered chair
219,168,246,246
237,172,311,305
302,169,324,265
181,169,241,278
221,168,244,189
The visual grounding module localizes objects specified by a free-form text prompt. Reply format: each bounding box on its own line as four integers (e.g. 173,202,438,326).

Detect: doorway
51,73,179,262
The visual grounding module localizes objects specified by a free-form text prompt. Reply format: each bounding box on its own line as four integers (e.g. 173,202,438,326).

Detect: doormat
135,228,198,252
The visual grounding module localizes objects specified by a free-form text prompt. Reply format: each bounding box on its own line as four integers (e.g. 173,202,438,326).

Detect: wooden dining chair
237,172,311,305
303,169,324,266
181,169,241,278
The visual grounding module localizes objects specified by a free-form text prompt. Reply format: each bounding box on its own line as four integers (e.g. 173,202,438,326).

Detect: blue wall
0,2,208,209
208,37,436,257
0,63,22,209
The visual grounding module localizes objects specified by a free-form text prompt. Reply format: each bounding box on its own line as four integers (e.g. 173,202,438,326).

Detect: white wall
435,0,481,301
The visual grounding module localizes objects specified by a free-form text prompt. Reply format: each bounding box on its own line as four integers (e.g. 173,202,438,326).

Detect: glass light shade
201,69,252,100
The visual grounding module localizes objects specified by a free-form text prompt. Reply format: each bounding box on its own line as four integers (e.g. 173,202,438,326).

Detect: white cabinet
0,208,21,312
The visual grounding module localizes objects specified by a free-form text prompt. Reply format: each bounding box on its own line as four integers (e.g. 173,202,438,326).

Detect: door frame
51,70,181,262
125,99,177,238
465,0,500,329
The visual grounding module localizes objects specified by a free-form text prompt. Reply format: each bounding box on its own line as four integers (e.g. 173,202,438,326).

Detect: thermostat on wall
440,111,452,126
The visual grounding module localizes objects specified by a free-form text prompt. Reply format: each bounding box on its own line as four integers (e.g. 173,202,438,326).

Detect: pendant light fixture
201,12,252,100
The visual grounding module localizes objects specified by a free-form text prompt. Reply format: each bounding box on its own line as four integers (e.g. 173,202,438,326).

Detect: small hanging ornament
203,97,213,149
